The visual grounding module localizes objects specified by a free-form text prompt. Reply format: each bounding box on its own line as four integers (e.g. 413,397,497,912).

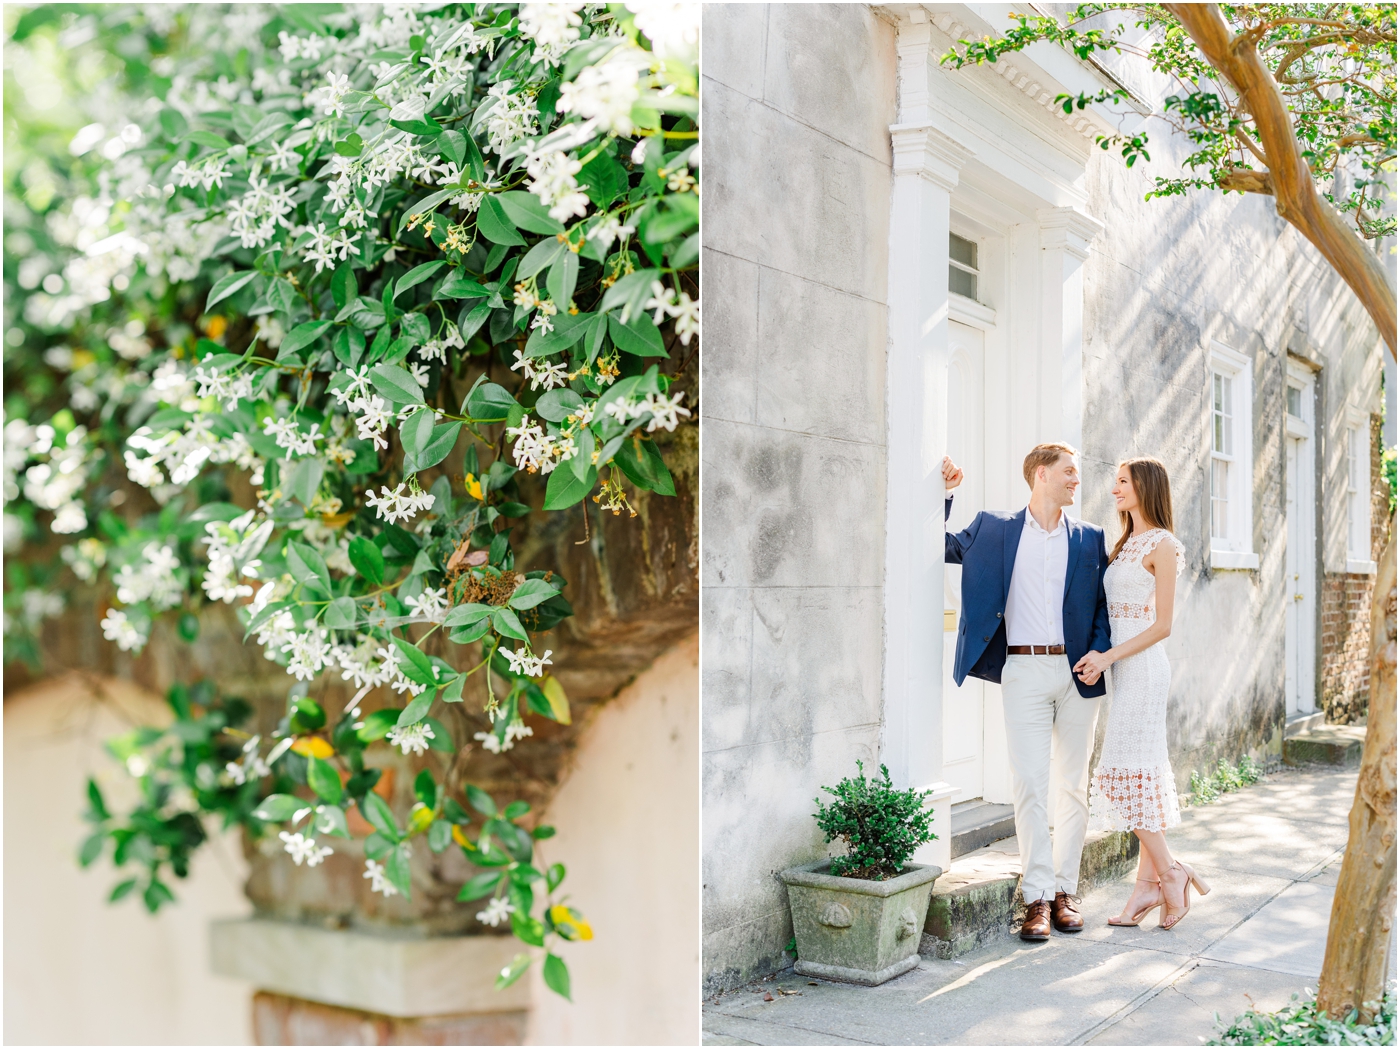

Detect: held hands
1074,650,1113,686
942,456,964,490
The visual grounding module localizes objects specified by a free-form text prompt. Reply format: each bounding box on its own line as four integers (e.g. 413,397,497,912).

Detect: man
942,443,1112,941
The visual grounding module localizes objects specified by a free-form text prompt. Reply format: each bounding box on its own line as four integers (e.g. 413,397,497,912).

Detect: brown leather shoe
1052,892,1084,933
1020,898,1052,941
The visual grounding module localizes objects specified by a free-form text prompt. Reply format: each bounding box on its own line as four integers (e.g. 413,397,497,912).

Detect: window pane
1286,386,1302,417
949,233,977,270
1211,460,1230,539
948,265,976,299
1213,413,1225,453
1213,374,1223,412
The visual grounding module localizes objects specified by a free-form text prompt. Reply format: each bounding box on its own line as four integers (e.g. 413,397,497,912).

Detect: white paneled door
943,320,986,803
1284,370,1317,718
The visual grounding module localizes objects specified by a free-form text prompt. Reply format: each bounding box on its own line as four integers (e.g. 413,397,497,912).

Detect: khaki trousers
1000,654,1101,900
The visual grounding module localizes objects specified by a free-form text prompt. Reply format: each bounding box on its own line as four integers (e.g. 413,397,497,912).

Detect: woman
1073,458,1210,930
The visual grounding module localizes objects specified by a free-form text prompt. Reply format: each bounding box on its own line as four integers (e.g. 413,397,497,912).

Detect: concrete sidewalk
704,766,1361,1046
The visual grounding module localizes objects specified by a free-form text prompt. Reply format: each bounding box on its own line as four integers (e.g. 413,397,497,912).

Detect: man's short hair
1022,442,1078,488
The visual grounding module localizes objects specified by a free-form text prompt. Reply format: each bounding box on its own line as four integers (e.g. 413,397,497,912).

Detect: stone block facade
1319,413,1393,725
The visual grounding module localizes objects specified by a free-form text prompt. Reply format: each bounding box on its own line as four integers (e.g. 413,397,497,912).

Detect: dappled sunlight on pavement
703,767,1360,1046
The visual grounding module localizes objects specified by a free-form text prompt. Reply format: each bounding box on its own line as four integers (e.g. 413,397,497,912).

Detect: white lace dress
1089,528,1186,833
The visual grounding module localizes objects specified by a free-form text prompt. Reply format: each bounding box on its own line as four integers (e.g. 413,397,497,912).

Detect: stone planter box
780,861,941,986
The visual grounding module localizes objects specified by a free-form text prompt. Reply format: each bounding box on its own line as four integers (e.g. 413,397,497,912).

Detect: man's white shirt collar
1023,507,1069,537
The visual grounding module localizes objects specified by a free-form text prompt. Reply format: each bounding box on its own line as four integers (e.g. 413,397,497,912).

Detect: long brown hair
1109,457,1174,563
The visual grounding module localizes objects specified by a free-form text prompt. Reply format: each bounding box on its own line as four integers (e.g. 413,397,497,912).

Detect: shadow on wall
526,633,700,1046
3,672,253,1046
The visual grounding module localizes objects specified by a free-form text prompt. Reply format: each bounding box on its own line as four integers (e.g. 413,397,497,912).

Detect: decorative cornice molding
889,122,976,190
1037,206,1105,260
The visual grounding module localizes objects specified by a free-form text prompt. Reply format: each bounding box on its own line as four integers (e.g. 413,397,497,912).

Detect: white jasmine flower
642,390,691,432
386,721,435,756
364,483,435,524
586,215,635,252
101,609,147,652
280,830,333,867
405,587,448,623
476,896,516,926
363,858,399,897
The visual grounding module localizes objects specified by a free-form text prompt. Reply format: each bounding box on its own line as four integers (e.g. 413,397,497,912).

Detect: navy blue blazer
943,496,1112,699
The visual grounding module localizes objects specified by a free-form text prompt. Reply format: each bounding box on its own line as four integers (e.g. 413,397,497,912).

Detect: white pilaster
883,65,976,871
1037,207,1103,503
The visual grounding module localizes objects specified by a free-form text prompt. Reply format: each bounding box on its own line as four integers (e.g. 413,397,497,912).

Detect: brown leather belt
1007,645,1066,655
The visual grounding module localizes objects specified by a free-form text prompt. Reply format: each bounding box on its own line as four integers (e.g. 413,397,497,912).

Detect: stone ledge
920,830,1139,960
1284,725,1367,768
211,918,531,1018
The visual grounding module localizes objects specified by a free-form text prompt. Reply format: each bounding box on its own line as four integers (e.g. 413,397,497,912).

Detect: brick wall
1319,412,1392,724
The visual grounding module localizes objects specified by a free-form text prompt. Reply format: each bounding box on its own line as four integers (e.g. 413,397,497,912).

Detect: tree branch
1164,2,1397,359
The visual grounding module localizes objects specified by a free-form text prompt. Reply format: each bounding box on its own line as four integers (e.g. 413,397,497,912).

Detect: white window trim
1345,405,1375,573
1209,342,1258,570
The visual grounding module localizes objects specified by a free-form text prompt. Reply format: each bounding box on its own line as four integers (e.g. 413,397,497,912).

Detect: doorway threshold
1284,711,1326,738
950,799,1016,859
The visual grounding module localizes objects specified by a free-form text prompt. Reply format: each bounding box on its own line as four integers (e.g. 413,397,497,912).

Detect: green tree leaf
542,953,572,1000
348,535,384,585
394,260,448,300
491,606,531,641
476,195,526,245
206,270,258,309
457,870,504,900
370,363,425,405
495,953,530,990
543,464,597,510
252,794,306,822
498,190,565,234
508,579,557,610
608,311,668,356
306,755,343,804
360,791,400,842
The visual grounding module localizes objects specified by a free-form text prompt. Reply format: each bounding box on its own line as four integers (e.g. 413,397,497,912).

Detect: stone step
1284,711,1327,738
920,829,1138,960
1284,725,1366,768
950,800,1017,859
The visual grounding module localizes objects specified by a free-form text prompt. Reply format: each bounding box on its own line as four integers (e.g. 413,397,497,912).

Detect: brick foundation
1319,413,1393,725
251,992,527,1046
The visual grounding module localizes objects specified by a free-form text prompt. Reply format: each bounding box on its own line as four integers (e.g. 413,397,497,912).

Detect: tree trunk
1316,530,1396,1021
1164,3,1398,358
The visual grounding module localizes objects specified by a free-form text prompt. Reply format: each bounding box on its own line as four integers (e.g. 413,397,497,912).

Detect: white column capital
1037,206,1104,261
889,123,976,191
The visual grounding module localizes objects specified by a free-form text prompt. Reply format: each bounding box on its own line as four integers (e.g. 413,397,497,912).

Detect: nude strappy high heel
1158,861,1210,930
1107,877,1163,927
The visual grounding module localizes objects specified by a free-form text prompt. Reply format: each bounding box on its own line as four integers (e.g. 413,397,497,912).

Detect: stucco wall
1079,123,1385,781
3,673,254,1045
700,2,897,994
526,633,699,1046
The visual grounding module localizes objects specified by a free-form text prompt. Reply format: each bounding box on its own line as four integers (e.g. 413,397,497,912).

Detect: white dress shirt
1005,508,1069,646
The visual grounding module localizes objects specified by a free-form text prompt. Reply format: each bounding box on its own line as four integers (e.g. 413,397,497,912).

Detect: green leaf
438,272,491,299
503,799,531,819
546,862,566,891
422,715,455,753
109,878,139,902
287,541,332,594
498,191,566,234
546,251,579,311
533,824,557,840
400,407,435,457
491,606,531,641
390,116,443,137
449,618,492,644
533,388,585,422
285,456,325,507
371,363,426,405
428,818,453,853
608,312,668,357
186,130,231,149
413,421,462,471
517,237,565,280
511,910,546,947
457,870,504,901
391,636,437,685
348,535,384,585
541,675,571,725
314,804,351,839
386,843,413,898
443,603,493,628
613,433,676,496
397,689,434,727
79,831,105,867
465,784,497,818
543,464,597,510
306,755,343,804
292,695,326,731
86,778,110,821
523,311,591,357
543,953,572,1001
252,794,305,822
206,271,258,309
356,708,401,743
267,276,297,314
464,382,521,422
476,195,526,246
363,831,394,860
495,953,531,990
395,261,448,300
508,579,557,610
324,596,358,629
144,879,176,913
332,263,358,310
578,153,627,207
360,791,401,842
278,320,334,358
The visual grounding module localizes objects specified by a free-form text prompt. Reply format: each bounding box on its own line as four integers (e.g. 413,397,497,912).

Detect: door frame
1284,359,1318,717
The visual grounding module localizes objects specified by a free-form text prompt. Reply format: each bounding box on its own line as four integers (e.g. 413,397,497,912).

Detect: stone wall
700,2,897,995
1319,412,1394,724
